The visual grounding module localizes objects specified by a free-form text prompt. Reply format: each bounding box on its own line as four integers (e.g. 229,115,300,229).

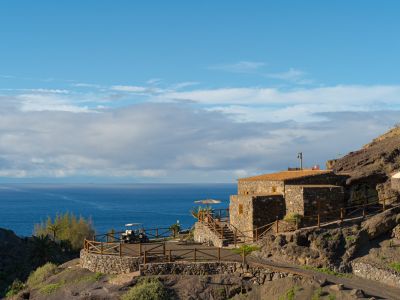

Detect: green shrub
34,212,95,251
311,287,323,300
389,262,400,273
5,279,25,297
27,263,58,288
283,213,303,224
121,278,169,300
39,281,65,295
278,285,300,300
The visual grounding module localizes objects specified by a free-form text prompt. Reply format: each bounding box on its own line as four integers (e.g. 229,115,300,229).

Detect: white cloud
266,68,313,84
209,61,266,73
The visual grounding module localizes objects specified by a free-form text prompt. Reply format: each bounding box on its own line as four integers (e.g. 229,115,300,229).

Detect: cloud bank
0,82,399,182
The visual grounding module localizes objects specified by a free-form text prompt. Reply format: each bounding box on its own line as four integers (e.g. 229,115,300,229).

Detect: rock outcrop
327,126,400,203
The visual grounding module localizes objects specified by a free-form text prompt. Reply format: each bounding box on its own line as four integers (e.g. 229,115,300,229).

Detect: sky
1,1,400,183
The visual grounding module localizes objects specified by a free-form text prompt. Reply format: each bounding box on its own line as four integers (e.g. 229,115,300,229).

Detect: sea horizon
0,183,236,237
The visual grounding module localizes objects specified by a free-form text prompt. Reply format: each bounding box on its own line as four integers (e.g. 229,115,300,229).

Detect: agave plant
190,206,212,220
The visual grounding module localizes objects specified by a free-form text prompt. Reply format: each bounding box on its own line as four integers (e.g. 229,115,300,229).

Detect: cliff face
327,127,400,202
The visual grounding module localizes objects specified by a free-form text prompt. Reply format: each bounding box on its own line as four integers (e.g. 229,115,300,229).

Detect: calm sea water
0,184,236,237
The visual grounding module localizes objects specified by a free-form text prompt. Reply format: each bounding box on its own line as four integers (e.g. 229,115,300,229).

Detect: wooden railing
94,227,174,242
84,239,243,264
198,194,400,244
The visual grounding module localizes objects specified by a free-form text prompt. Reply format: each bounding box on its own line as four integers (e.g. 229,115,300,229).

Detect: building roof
238,170,333,182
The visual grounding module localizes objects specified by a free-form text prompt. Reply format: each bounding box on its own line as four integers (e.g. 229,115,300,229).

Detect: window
238,204,243,214
272,186,277,193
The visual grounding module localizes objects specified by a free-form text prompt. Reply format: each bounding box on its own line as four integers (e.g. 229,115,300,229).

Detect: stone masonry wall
284,185,304,215
238,180,284,195
139,261,299,285
392,176,400,192
80,249,142,274
230,195,253,235
194,221,224,247
252,195,285,229
285,173,348,186
302,186,344,220
352,261,400,288
284,185,344,223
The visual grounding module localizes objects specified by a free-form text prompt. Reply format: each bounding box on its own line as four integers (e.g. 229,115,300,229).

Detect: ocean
0,183,236,237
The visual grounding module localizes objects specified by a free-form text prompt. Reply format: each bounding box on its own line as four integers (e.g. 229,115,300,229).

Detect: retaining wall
352,261,400,288
80,249,142,274
139,261,299,285
194,221,224,247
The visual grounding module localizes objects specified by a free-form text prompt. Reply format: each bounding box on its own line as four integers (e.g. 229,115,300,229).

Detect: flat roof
238,170,333,182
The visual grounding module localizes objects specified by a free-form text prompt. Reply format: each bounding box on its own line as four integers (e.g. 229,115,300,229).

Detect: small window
272,186,277,193
238,204,243,214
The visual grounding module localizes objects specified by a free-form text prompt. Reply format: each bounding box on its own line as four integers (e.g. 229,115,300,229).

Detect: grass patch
389,262,400,273
27,263,59,288
38,281,65,295
345,235,356,243
311,287,324,300
278,285,301,300
301,266,350,278
121,278,169,300
5,279,25,297
73,272,104,284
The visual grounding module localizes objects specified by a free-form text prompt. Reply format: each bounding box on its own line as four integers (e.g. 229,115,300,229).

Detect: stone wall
252,195,285,229
80,249,142,274
139,261,298,285
352,261,400,288
391,175,400,192
284,185,304,215
285,173,348,186
302,186,344,220
193,222,224,247
284,185,344,221
238,180,284,195
230,195,254,235
229,195,285,238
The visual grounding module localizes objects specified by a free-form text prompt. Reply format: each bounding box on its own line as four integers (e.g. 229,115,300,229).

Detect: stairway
203,221,241,246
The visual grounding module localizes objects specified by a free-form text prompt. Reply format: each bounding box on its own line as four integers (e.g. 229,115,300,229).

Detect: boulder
361,207,400,240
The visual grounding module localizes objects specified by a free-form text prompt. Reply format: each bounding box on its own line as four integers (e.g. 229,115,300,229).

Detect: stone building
229,170,347,237
392,172,400,192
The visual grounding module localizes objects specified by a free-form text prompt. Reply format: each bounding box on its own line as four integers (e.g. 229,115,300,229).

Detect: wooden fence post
218,247,221,261
340,208,344,222
169,249,172,262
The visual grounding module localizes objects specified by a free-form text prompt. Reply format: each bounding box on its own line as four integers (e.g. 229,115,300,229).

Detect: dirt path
249,257,400,300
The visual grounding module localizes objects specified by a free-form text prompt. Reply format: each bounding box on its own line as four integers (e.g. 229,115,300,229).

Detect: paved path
95,241,400,299
249,257,400,300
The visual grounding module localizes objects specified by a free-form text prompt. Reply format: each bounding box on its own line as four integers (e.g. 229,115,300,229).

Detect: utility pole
297,152,303,170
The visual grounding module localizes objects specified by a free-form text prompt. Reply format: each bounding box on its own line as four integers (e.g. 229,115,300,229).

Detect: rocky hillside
0,229,77,297
327,126,400,202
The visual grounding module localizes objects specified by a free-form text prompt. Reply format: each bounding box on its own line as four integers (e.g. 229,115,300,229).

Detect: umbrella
194,199,221,204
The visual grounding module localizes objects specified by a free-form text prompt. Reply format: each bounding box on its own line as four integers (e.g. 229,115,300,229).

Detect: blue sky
0,1,400,183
